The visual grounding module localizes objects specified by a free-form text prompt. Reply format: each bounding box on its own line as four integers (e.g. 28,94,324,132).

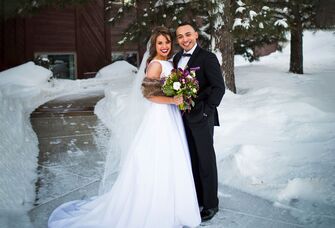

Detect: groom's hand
203,103,214,117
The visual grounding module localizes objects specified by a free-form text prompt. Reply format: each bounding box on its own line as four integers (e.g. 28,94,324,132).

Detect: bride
48,26,201,228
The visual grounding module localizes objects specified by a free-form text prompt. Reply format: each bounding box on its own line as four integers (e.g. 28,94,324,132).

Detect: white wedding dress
48,60,201,228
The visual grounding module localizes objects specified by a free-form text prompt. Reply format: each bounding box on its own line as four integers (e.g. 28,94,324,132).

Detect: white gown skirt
48,103,201,228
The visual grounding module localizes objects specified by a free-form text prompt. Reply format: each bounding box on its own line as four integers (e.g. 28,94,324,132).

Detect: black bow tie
182,53,192,57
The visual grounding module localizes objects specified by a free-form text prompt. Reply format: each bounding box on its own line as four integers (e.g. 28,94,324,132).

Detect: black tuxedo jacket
173,45,225,126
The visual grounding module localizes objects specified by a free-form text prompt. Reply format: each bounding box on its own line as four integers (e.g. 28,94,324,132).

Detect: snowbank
0,62,52,86
0,65,54,227
0,63,53,213
215,31,335,224
95,60,137,79
0,61,136,222
0,210,33,228
278,178,333,204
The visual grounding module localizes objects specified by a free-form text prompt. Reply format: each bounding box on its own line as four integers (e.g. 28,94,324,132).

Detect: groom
173,22,225,222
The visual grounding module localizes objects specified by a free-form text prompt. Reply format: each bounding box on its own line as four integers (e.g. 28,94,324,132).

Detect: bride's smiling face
155,34,172,60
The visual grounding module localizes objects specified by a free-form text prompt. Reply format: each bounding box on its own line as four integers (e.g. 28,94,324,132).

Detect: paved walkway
28,93,108,227
28,93,334,228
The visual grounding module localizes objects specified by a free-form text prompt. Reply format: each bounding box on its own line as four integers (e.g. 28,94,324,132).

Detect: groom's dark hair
176,22,198,32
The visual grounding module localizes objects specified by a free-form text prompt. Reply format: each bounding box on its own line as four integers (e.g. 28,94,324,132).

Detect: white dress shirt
178,44,198,70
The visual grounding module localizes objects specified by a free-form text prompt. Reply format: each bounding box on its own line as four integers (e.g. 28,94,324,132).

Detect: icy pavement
28,94,334,228
28,94,109,227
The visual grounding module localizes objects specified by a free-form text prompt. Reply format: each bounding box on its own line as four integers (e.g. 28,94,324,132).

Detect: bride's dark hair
146,26,173,66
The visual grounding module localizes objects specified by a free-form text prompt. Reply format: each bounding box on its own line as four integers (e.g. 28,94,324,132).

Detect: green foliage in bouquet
162,67,200,111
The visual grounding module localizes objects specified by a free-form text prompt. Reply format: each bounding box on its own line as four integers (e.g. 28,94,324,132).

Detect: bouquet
162,67,200,111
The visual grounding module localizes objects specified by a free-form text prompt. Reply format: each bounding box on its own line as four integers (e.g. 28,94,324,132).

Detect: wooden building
316,0,335,28
0,0,139,79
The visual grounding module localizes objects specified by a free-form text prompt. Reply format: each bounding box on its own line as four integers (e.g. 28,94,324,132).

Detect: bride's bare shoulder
146,61,162,79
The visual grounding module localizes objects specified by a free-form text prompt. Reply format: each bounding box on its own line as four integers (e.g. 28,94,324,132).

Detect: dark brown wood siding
316,0,335,28
76,0,111,78
31,8,76,52
0,0,111,78
0,16,3,70
0,17,26,69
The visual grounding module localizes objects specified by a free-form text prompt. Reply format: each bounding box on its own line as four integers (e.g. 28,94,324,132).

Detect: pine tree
107,0,287,93
213,0,237,93
107,0,209,47
207,0,287,93
1,0,89,18
232,1,288,61
269,0,319,74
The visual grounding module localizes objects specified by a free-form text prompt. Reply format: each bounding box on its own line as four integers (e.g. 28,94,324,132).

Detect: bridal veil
98,46,150,194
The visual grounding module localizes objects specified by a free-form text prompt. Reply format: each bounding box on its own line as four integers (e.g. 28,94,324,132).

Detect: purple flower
162,66,200,112
190,66,200,71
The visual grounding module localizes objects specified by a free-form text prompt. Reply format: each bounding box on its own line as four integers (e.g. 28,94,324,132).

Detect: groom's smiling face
176,25,198,52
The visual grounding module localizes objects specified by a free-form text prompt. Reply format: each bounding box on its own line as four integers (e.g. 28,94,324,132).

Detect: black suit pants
183,114,219,209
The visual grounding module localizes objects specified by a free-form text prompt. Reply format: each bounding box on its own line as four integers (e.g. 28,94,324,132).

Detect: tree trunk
136,0,146,61
218,0,236,93
220,29,236,93
289,2,303,74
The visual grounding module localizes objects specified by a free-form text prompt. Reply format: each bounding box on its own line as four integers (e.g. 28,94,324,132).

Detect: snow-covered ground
216,31,335,225
0,30,334,227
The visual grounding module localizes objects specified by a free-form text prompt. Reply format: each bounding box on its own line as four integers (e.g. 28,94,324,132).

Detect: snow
249,10,257,20
237,0,246,7
0,61,52,86
259,22,264,29
274,18,289,28
0,63,53,216
1,30,334,227
233,18,251,29
217,30,335,225
154,0,189,7
277,178,332,204
0,61,136,224
95,60,137,80
236,7,246,14
233,18,243,29
0,210,33,228
262,6,270,11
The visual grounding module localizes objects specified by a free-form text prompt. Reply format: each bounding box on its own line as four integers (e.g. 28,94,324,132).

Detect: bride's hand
172,95,183,105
